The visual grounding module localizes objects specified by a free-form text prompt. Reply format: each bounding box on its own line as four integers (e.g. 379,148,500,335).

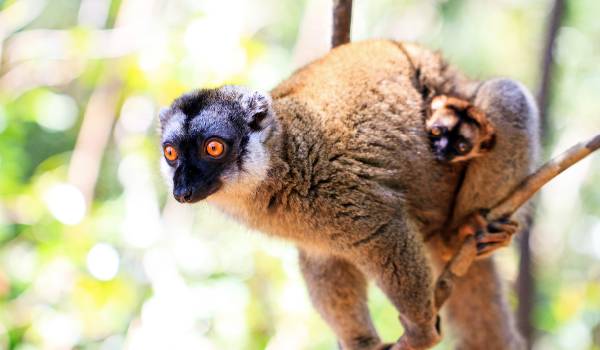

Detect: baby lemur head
158,86,275,203
426,95,496,163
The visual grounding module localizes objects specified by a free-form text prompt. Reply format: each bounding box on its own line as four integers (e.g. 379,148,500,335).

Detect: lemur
426,95,496,163
159,40,540,350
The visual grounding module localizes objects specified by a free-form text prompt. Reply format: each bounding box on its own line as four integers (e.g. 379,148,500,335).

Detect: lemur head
426,95,496,163
159,86,274,203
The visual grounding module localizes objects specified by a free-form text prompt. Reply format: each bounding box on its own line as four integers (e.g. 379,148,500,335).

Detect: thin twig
332,0,352,48
488,134,600,220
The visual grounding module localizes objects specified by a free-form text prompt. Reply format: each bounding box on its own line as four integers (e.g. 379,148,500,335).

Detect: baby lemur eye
163,145,178,161
457,141,471,154
205,138,226,158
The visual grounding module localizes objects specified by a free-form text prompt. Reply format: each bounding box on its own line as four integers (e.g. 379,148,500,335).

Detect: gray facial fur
159,86,274,203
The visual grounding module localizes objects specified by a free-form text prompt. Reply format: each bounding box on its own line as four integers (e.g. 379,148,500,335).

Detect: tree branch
435,133,600,310
489,134,599,220
332,0,352,48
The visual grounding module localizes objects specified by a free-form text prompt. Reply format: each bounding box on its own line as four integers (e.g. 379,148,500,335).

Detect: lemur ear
220,86,274,131
243,91,273,132
481,130,496,151
481,133,496,151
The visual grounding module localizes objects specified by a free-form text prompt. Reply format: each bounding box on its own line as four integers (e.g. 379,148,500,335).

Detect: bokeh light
43,183,86,225
34,91,79,132
87,243,120,281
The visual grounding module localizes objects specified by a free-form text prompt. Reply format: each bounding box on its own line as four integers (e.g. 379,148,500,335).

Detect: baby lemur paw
458,210,519,258
426,95,496,163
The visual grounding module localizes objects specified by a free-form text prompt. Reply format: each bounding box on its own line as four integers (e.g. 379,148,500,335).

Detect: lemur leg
299,250,382,350
442,78,540,349
350,219,440,350
443,259,525,350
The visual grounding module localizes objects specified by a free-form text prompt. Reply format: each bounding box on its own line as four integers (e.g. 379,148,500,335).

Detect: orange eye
164,145,178,161
205,139,225,158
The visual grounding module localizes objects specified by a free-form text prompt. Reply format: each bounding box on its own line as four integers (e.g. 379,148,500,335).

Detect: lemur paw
345,342,394,350
387,335,441,350
386,316,442,350
339,337,386,350
459,210,518,258
476,218,519,257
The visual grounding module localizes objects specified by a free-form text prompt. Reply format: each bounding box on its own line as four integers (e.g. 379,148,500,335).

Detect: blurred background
0,0,599,349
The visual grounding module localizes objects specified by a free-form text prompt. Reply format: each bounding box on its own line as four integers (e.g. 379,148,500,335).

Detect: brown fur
203,40,539,349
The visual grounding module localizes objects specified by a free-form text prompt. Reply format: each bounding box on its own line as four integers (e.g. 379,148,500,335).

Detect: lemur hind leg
445,259,525,350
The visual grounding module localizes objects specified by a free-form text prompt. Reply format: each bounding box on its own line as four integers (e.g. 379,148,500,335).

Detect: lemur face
426,95,496,163
159,87,273,203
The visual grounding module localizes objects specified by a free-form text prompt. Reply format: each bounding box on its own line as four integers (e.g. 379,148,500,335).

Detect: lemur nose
174,188,193,203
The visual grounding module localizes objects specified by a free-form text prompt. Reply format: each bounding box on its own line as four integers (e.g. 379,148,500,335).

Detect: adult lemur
159,40,539,350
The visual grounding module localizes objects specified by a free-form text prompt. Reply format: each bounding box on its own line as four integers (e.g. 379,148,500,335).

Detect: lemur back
262,41,470,241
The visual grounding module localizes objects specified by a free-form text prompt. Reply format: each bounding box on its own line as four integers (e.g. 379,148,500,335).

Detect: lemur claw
458,210,519,258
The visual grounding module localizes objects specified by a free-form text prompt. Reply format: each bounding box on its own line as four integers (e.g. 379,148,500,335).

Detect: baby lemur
426,95,496,163
159,40,539,350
